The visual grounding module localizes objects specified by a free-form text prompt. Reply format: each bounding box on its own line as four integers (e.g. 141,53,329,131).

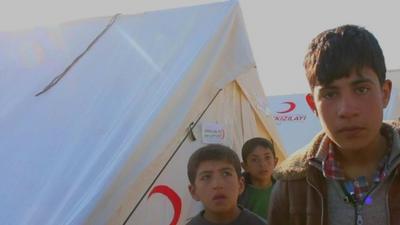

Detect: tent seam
35,13,121,96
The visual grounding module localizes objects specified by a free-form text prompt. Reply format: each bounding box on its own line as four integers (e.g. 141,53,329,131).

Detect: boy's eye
200,174,211,181
321,91,337,99
355,86,369,94
222,171,232,177
251,158,258,163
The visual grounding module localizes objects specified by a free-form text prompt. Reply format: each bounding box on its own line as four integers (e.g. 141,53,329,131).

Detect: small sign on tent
201,122,225,144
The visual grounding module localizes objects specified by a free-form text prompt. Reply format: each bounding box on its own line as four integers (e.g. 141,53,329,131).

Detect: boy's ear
238,176,245,195
274,157,278,167
188,184,200,201
306,93,318,116
382,79,392,108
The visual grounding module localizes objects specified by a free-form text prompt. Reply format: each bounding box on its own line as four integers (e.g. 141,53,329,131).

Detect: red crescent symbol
276,101,296,114
148,185,182,225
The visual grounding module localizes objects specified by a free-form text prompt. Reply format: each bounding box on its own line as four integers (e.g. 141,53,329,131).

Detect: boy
239,137,277,220
269,25,400,225
187,144,266,225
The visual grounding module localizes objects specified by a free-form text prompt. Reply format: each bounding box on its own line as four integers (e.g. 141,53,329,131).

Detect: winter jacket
268,122,400,225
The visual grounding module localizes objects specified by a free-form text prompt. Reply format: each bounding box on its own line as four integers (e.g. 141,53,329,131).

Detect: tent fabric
0,1,285,225
387,69,400,89
384,69,400,121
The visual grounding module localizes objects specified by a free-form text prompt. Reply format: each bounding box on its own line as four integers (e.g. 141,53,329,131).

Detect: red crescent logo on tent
277,101,296,114
148,185,182,225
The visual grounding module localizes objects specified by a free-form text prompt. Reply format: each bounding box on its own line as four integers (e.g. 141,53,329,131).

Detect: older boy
187,144,266,225
269,25,400,225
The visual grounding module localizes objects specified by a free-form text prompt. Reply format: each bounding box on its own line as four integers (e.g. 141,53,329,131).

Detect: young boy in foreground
268,24,400,225
186,144,266,225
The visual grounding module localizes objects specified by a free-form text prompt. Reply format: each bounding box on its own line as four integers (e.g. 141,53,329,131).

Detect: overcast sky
1,0,399,95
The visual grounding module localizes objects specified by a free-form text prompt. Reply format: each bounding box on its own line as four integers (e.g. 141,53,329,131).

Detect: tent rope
35,13,121,96
122,89,223,225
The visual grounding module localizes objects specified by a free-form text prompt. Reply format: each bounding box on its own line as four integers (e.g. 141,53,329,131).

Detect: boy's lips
337,126,365,136
212,194,227,201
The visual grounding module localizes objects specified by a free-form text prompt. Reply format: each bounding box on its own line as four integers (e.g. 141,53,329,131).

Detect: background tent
387,69,400,92
267,69,400,155
0,1,286,225
267,93,321,155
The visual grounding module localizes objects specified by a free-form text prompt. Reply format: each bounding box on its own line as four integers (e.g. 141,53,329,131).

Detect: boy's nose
337,96,359,118
258,160,267,168
211,178,224,189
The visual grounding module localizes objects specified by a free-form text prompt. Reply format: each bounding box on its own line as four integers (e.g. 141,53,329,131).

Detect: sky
1,0,399,96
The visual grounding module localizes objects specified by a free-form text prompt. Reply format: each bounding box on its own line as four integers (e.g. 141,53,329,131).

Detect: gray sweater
327,177,390,225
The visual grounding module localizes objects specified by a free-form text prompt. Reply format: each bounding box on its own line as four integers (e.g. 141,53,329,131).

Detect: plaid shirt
310,126,392,205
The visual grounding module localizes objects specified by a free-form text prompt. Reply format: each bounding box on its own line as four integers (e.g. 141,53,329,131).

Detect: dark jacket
268,122,400,225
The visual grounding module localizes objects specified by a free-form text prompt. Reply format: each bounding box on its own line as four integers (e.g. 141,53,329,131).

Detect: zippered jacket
268,122,400,225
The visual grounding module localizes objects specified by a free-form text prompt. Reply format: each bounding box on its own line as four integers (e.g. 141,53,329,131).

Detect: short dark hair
187,144,241,185
241,137,275,162
304,24,386,90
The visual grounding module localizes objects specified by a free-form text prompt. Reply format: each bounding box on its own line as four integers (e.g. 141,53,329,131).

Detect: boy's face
242,146,277,183
188,160,244,216
311,66,391,152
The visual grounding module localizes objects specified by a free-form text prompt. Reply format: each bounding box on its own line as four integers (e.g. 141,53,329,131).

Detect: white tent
266,93,321,155
385,69,400,120
267,69,400,155
0,1,286,225
387,69,400,92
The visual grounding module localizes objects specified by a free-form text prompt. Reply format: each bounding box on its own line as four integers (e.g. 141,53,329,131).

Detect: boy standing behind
186,144,266,225
238,137,278,220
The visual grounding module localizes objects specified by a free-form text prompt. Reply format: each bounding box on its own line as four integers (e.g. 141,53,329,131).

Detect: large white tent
0,1,286,225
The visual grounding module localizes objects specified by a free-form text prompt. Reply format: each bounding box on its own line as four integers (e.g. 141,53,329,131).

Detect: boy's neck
203,206,241,224
251,177,273,189
336,133,388,180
